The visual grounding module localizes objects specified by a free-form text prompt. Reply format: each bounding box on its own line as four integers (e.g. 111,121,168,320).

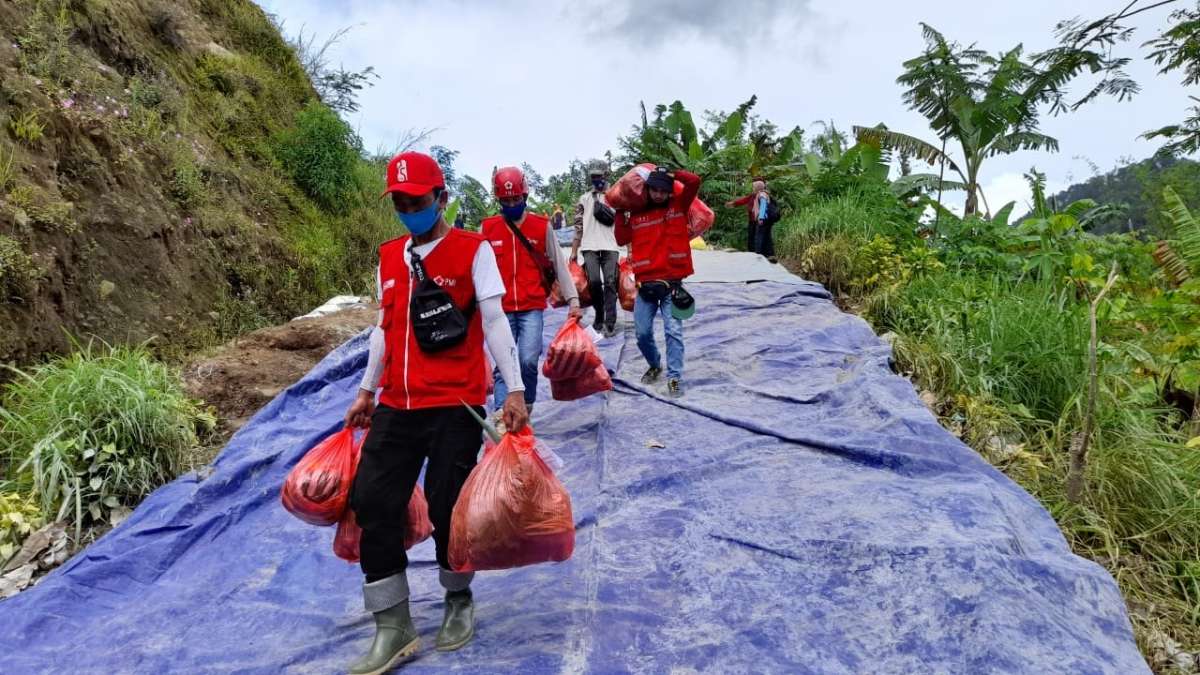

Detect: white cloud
256,0,1192,196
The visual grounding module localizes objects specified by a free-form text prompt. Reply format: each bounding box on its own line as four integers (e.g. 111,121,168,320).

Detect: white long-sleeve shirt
359,235,523,395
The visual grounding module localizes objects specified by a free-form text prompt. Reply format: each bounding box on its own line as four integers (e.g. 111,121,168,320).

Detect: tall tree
456,175,492,229
855,24,1066,216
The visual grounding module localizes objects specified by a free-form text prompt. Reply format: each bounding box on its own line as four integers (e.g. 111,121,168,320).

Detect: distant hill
1048,155,1200,235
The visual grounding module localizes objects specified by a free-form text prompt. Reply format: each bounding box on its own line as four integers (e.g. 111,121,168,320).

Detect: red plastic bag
550,362,613,401
618,258,637,311
333,484,434,563
548,260,590,308
281,428,361,526
688,198,714,239
542,318,603,380
449,428,575,572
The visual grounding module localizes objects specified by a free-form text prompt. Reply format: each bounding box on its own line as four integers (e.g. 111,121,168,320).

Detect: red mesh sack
688,198,714,239
570,260,590,305
281,428,361,526
618,258,637,311
605,163,656,211
548,260,590,307
550,362,613,401
332,484,434,563
449,428,575,572
542,318,603,381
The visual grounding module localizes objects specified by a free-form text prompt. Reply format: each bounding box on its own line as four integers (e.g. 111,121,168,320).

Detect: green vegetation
1050,156,1200,235
8,110,45,144
272,102,362,213
0,234,40,298
0,342,214,538
562,10,1198,664
0,491,43,564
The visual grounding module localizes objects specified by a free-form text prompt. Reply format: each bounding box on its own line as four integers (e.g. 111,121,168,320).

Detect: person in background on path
482,166,583,415
453,211,466,230
551,204,565,230
342,151,529,673
572,162,622,337
615,165,701,398
726,177,770,257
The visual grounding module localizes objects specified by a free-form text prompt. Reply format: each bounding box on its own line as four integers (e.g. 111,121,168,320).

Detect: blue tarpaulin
0,259,1147,674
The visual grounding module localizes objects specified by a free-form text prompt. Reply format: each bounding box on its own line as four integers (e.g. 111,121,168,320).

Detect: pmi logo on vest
433,276,457,287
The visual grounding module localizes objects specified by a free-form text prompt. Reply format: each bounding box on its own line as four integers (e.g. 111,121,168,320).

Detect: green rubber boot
435,589,475,652
348,600,420,675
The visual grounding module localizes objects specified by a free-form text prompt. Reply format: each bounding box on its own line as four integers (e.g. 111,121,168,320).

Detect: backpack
764,196,783,225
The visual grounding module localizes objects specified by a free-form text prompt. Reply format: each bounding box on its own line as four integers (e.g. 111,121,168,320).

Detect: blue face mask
501,200,527,222
397,201,440,235
592,178,606,190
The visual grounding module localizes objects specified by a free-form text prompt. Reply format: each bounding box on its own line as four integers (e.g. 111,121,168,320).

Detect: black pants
581,250,619,330
747,219,758,252
756,222,775,258
350,404,483,581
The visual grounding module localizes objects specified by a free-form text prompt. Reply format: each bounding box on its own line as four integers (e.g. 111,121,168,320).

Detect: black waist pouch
410,251,475,352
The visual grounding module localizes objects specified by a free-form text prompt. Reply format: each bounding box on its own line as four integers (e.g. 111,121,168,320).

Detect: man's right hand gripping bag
449,428,575,573
281,427,360,526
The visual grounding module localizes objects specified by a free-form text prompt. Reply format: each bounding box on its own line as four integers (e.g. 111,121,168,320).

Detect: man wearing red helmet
481,166,583,413
615,165,702,399
341,151,529,673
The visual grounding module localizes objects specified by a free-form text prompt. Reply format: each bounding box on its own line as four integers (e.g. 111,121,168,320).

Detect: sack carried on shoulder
410,250,474,352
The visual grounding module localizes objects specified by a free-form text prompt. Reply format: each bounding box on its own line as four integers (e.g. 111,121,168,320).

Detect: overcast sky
256,0,1192,213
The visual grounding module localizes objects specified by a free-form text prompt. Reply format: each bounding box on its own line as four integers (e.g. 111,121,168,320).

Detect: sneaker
667,378,683,398
641,366,663,384
604,324,618,338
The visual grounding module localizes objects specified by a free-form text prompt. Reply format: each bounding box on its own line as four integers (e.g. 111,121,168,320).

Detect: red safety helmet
493,166,527,199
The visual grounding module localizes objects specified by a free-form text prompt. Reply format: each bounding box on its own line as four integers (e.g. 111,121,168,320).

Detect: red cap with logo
382,151,445,197
492,166,527,199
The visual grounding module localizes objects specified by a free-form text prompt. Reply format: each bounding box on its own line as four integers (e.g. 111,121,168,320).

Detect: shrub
0,235,40,297
6,183,76,232
168,155,206,210
272,102,363,213
873,272,1089,423
0,491,44,564
16,0,74,86
8,111,45,145
0,342,214,532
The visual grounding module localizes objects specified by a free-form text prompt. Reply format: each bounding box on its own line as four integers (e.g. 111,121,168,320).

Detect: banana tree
855,24,1061,216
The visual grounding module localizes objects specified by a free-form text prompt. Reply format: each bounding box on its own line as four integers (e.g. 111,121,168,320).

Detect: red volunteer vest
377,229,488,410
627,204,694,282
481,213,551,313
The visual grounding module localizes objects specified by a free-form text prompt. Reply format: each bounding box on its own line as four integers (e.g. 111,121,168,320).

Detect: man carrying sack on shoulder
615,165,701,399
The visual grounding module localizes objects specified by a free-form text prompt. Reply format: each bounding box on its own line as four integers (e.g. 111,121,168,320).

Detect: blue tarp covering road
0,258,1147,673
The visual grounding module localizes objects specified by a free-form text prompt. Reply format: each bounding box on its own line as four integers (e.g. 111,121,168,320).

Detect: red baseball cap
381,151,445,197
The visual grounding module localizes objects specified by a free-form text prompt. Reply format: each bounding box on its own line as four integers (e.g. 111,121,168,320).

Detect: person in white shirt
571,162,623,337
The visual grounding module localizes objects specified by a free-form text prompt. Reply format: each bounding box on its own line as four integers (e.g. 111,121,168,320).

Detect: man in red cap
342,151,529,673
615,165,702,398
481,166,583,414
